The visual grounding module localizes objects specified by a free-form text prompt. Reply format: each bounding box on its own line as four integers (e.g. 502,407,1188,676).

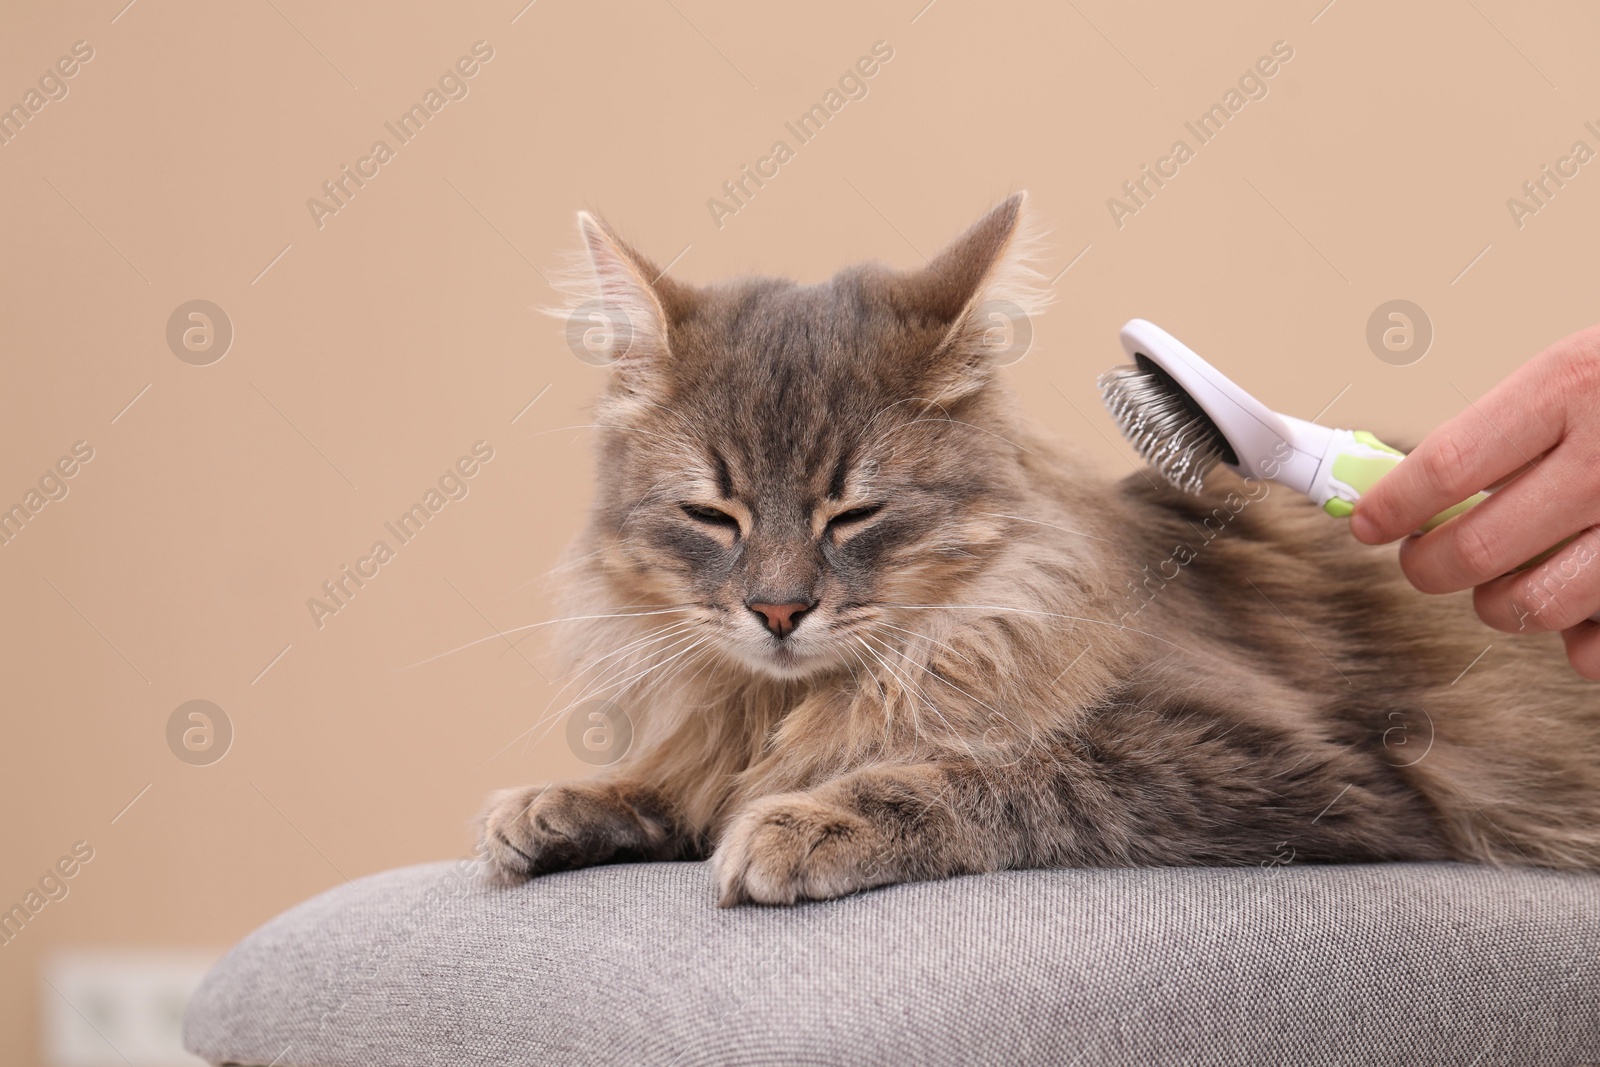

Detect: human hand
1351,324,1600,679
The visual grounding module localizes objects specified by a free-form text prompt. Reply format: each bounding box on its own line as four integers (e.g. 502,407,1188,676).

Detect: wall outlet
42,950,218,1067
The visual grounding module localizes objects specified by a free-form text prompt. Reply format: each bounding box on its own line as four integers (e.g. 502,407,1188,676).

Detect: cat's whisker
497,603,708,657
589,632,713,703
515,422,682,447
399,606,698,671
645,636,725,712
866,620,976,667
881,603,1198,656
861,653,999,792
493,629,712,766
562,621,701,677
884,415,1038,457
508,547,610,592
553,605,700,623
659,639,726,709
861,626,1034,774
850,395,952,455
635,396,713,449
553,629,707,713
857,632,951,732
595,627,713,700
863,623,1021,731
840,643,894,746
607,638,715,717
844,642,888,705
851,637,917,742
856,630,999,773
851,633,940,747
977,511,1113,544
496,607,691,659
616,475,678,532
534,623,700,719
523,618,703,715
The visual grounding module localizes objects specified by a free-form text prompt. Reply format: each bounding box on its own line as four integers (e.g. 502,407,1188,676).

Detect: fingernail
1350,511,1380,543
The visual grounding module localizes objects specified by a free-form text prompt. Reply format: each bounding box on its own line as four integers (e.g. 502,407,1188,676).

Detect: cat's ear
551,211,686,386
900,193,1049,403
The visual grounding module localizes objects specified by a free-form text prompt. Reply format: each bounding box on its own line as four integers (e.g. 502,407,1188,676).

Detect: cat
479,194,1600,905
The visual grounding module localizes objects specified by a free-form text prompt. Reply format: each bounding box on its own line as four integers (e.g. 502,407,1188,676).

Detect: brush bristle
1097,357,1232,495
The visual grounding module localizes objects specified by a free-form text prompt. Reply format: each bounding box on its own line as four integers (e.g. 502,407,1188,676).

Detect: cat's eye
826,503,884,531
680,503,740,529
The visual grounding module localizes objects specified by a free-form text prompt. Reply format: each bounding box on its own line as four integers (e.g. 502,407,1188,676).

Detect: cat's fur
480,194,1600,905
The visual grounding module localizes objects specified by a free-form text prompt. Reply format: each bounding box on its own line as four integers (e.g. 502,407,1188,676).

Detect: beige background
2,0,1597,1060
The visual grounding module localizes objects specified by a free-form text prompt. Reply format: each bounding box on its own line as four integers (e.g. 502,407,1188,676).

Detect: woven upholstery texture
184,860,1600,1067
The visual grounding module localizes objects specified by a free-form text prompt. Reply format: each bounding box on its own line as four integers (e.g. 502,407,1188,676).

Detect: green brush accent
1325,431,1489,530
1419,492,1490,531
1352,431,1404,457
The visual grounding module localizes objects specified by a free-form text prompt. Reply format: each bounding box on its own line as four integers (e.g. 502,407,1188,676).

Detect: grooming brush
1098,319,1486,528
1100,320,1600,618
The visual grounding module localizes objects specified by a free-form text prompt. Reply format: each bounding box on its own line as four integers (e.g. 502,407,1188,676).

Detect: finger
1484,458,1540,492
1351,349,1572,544
1471,526,1600,633
1395,450,1598,593
1560,622,1600,681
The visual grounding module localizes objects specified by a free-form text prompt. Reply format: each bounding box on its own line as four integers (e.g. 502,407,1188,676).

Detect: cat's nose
746,599,814,638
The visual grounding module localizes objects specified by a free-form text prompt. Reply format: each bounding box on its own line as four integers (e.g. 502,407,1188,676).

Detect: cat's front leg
479,779,701,885
713,763,1008,906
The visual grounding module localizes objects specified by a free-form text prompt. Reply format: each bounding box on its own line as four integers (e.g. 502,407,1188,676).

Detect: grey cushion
184,860,1600,1066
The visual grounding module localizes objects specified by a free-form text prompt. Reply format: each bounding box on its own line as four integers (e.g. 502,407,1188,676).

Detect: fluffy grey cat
480,195,1600,905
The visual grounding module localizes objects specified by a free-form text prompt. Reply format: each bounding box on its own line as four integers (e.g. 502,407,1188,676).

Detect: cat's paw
479,782,655,885
712,792,890,906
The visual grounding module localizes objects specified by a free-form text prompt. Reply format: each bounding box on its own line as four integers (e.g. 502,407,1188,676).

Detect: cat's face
570,197,1040,680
